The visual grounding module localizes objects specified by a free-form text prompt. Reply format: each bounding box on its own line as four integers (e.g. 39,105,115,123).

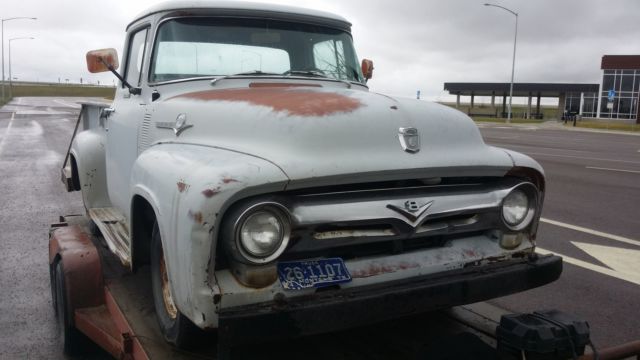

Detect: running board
89,208,131,269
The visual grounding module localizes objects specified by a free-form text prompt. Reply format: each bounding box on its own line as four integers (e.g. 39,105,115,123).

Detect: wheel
50,262,58,316
53,260,87,355
150,221,200,348
88,219,101,237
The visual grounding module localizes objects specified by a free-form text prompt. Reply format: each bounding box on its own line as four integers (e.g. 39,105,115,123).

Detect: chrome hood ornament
398,127,420,153
156,113,193,136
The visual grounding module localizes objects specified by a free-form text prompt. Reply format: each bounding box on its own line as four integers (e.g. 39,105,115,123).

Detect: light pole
484,3,517,123
8,37,34,98
2,17,37,101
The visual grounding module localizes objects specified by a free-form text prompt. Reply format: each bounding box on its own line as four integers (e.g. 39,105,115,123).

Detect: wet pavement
0,98,90,359
0,97,638,358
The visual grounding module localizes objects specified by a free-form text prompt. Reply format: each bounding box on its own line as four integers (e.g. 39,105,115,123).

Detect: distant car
65,1,562,347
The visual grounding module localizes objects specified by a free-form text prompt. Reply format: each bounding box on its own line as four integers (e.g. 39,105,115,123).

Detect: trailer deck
48,215,640,359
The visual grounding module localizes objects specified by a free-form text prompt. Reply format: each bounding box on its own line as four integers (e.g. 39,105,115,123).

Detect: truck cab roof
127,0,352,31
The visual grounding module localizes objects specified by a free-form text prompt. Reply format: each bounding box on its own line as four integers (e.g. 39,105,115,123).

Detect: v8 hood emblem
156,113,193,136
387,200,434,223
398,127,420,153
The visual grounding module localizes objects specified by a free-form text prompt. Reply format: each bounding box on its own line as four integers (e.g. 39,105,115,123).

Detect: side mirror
86,48,119,73
85,48,140,95
361,59,374,81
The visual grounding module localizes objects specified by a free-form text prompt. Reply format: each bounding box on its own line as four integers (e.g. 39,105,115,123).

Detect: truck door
105,26,149,219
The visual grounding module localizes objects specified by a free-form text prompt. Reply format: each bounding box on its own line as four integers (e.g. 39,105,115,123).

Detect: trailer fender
49,225,104,314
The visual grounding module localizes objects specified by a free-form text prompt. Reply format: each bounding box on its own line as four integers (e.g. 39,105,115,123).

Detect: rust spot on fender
177,180,189,193
172,88,362,117
351,261,419,279
222,177,239,184
202,187,221,198
188,210,204,224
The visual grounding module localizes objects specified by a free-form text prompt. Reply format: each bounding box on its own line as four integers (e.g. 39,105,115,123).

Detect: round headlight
235,205,291,264
502,189,529,226
240,211,283,256
501,185,538,231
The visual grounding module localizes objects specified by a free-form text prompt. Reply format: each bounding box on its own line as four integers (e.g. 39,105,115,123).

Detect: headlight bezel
233,203,291,264
501,183,538,231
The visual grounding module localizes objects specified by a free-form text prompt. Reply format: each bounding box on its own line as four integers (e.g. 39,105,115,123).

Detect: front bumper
218,254,562,346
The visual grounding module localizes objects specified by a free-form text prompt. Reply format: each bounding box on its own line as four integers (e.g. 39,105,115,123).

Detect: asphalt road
0,97,638,358
478,122,640,349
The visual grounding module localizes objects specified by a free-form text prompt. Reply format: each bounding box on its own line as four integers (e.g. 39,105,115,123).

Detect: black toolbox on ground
496,310,591,360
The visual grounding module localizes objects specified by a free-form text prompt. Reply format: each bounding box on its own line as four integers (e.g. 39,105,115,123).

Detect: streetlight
484,3,517,123
2,17,37,101
8,36,34,98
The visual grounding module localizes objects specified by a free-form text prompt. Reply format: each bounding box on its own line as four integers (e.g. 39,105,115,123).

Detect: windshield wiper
284,70,352,88
283,70,328,78
210,71,281,85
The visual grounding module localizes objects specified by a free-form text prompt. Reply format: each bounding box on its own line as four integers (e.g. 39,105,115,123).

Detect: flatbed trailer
48,215,640,360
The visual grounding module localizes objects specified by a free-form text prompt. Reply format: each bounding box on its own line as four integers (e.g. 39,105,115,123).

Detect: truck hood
153,85,513,187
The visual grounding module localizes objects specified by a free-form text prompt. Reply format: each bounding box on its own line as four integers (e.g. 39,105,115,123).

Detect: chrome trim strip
290,185,523,229
313,228,396,240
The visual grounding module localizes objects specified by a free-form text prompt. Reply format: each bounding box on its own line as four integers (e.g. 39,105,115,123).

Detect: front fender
130,143,289,328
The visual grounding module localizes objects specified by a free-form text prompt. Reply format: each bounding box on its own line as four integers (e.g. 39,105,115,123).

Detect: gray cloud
3,0,639,100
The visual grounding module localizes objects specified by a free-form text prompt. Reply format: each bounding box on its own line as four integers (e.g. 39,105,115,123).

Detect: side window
313,39,345,79
125,28,148,87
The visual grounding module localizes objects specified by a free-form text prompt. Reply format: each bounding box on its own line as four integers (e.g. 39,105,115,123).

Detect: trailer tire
53,260,87,356
151,221,200,348
50,261,59,316
88,219,101,237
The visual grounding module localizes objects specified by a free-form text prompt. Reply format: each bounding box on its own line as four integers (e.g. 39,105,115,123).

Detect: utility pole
1,17,37,101
484,4,518,123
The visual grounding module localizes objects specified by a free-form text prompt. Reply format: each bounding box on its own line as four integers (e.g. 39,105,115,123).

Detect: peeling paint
202,187,221,198
188,210,204,224
172,88,363,117
351,261,419,278
221,177,239,184
463,249,478,258
177,180,190,193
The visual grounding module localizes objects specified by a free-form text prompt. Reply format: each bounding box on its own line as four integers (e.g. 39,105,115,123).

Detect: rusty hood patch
170,87,362,117
154,86,515,186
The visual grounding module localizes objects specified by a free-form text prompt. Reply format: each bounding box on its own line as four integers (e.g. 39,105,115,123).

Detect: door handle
100,107,114,131
101,107,115,119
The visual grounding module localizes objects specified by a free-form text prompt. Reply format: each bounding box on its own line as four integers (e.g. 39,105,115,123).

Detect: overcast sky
3,0,640,102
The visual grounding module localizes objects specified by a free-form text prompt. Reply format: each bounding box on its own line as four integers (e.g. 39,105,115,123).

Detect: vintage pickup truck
64,0,562,347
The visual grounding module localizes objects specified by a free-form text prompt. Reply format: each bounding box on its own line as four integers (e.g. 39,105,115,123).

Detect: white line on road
540,217,640,247
0,111,16,157
526,152,640,165
586,166,640,174
54,99,81,109
537,247,640,286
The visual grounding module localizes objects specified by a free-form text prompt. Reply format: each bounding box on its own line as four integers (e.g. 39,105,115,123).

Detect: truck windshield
150,17,364,84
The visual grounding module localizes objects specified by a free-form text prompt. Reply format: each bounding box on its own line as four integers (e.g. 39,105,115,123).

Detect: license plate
277,258,351,290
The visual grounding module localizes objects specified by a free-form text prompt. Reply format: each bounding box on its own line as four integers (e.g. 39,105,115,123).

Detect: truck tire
53,260,87,355
151,221,200,348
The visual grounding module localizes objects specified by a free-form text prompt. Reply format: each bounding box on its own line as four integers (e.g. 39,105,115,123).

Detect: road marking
571,241,640,280
586,166,640,174
54,99,81,109
540,217,640,247
526,152,640,165
537,247,640,286
0,111,16,157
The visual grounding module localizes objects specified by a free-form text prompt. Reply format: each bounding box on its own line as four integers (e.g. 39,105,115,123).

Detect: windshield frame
147,16,366,87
